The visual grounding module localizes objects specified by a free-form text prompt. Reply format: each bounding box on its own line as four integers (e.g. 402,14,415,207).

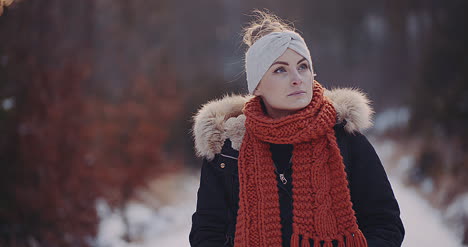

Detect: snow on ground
389,175,463,247
95,138,465,246
374,138,464,247
95,170,198,247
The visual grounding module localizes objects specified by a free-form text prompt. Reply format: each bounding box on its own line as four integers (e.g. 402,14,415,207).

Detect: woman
189,11,404,247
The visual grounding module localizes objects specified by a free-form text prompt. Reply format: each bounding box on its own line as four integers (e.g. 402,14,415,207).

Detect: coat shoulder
192,87,374,161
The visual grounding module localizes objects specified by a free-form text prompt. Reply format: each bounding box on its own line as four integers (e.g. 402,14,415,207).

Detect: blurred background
0,0,467,246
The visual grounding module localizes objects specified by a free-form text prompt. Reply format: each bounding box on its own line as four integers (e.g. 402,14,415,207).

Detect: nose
290,70,303,86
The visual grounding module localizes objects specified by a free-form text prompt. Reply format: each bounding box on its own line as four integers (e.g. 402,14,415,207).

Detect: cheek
267,77,287,92
260,77,279,93
261,84,283,107
266,81,287,101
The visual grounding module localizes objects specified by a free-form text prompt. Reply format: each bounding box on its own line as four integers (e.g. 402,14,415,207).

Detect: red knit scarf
234,82,368,247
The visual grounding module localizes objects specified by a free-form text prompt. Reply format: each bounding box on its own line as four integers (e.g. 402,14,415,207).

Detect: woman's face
254,48,314,119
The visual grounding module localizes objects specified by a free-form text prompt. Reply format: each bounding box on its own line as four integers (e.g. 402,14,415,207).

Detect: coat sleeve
347,132,405,247
189,156,229,247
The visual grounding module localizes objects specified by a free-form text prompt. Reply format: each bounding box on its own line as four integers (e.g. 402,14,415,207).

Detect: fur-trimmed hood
192,87,374,160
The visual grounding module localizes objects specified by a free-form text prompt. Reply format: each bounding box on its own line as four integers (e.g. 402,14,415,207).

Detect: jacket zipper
273,156,292,184
273,155,293,198
279,173,287,184
274,168,292,199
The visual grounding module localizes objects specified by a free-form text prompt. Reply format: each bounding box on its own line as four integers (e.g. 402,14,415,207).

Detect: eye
298,63,309,71
273,66,286,73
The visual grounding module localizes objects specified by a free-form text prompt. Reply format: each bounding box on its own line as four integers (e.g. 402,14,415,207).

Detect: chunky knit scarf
234,82,368,247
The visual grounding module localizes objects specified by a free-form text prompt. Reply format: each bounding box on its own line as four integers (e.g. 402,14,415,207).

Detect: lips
288,90,306,96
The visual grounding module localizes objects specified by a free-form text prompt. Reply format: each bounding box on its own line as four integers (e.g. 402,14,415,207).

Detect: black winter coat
190,91,405,247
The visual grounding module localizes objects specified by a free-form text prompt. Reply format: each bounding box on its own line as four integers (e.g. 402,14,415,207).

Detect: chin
290,97,312,108
284,103,309,112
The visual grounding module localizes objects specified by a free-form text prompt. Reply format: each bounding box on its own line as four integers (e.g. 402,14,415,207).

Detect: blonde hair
242,9,296,48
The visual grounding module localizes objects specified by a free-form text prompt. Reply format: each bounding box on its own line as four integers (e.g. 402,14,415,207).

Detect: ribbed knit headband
245,30,314,94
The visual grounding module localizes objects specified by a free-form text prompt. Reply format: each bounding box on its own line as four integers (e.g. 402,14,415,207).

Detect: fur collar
192,87,374,160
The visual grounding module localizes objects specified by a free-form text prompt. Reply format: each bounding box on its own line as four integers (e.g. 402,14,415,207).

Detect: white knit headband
245,30,315,94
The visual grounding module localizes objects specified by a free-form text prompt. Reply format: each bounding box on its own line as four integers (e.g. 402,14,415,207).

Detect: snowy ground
95,138,465,246
389,174,462,247
373,137,465,247
95,171,199,247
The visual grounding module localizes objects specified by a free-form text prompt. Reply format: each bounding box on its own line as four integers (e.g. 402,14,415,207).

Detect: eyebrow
270,57,307,67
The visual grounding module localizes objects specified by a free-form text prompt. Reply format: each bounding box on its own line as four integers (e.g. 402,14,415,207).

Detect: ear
253,83,262,96
253,89,261,96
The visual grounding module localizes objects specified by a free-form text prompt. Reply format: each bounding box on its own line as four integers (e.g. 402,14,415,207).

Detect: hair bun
242,9,295,48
